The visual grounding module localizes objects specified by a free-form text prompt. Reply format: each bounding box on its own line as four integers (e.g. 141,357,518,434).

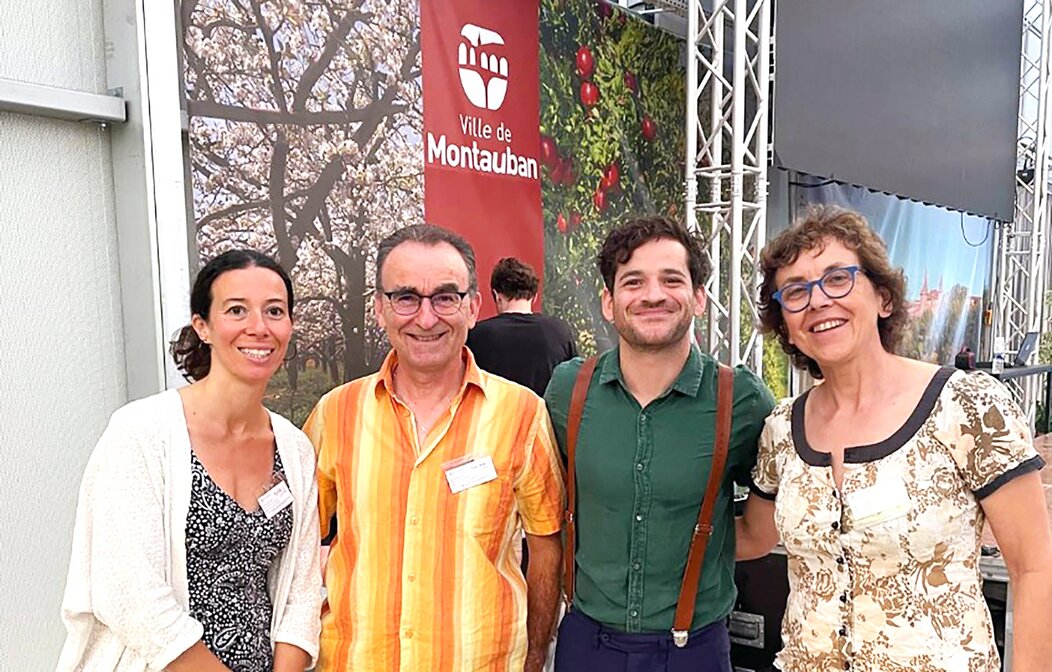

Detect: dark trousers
554,609,732,672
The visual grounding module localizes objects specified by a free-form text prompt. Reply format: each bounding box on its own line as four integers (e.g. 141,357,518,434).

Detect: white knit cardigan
56,390,322,671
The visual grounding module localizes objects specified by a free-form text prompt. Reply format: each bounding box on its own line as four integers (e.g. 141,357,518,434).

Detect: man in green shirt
544,216,774,671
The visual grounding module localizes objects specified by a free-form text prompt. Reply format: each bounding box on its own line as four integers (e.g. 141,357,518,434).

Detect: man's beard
614,308,693,353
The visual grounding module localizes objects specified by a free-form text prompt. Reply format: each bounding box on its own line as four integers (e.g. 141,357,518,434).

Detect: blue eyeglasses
772,265,864,313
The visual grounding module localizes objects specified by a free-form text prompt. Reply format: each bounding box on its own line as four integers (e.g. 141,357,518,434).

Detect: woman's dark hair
170,249,294,382
758,205,907,379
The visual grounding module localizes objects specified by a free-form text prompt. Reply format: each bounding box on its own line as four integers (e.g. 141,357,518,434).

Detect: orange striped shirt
303,348,565,671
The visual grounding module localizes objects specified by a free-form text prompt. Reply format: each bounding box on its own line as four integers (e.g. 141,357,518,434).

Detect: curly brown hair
490,257,539,299
758,205,907,379
597,215,711,290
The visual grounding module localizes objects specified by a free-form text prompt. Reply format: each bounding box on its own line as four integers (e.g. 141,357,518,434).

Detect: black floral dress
186,447,294,672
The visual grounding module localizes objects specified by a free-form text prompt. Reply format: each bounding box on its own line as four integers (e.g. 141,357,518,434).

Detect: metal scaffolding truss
994,0,1052,417
636,0,1049,397
681,0,771,369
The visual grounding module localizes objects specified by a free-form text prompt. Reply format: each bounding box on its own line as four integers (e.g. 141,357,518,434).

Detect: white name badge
443,455,498,494
258,480,294,519
844,478,911,530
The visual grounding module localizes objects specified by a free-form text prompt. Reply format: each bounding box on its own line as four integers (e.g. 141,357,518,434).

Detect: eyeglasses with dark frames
382,290,469,316
772,265,864,313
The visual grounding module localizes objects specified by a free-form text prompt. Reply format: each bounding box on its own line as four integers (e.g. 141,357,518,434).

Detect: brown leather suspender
562,359,735,648
562,356,598,612
671,363,734,645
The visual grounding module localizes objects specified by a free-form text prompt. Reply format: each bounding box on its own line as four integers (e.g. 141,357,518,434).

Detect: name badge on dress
844,478,911,529
258,479,294,519
442,455,498,494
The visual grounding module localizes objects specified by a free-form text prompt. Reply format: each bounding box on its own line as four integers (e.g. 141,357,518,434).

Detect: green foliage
762,337,789,400
264,364,339,427
539,0,687,353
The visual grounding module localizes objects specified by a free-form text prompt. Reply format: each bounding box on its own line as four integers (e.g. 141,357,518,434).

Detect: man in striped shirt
304,224,565,672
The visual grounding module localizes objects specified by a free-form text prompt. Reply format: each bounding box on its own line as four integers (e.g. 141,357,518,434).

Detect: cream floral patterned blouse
751,368,1046,672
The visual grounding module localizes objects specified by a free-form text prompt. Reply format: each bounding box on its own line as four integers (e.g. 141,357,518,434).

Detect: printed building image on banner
182,0,423,424
539,0,688,354
799,181,993,365
422,0,543,319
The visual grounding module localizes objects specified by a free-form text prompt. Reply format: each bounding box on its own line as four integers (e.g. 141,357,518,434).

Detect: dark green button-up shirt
544,345,775,633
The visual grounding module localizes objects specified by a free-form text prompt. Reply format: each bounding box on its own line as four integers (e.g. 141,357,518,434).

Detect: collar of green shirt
597,343,707,399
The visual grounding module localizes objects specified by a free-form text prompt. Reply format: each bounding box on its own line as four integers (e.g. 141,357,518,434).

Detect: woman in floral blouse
737,205,1052,672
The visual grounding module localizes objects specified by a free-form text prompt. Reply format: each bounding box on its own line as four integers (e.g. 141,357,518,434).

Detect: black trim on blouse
974,455,1047,500
748,478,778,501
791,366,957,467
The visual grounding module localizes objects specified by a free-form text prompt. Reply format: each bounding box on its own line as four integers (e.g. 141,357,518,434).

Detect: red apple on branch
641,115,657,141
559,157,576,186
576,46,595,79
549,160,566,184
557,213,569,234
580,81,599,108
593,187,608,212
540,135,559,168
601,162,620,192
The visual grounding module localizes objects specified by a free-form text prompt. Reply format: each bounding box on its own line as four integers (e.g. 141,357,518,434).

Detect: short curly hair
490,257,539,300
598,215,711,290
758,205,907,379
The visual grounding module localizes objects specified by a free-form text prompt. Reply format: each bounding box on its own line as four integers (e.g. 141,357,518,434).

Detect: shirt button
836,556,845,565
831,521,840,530
839,627,847,636
840,593,848,603
636,462,644,471
407,573,415,582
635,514,643,522
633,562,641,571
404,629,413,639
409,515,419,525
630,609,639,617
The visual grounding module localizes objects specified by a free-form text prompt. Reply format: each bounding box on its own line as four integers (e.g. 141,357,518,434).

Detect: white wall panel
0,0,107,92
0,3,126,667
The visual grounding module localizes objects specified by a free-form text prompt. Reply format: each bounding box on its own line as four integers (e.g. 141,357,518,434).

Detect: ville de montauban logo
458,23,508,111
426,22,538,180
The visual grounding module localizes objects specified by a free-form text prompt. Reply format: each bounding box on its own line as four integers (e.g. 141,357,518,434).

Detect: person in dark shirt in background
469,256,577,582
468,257,578,396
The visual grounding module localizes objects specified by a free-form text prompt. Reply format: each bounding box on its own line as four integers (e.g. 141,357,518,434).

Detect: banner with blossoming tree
182,0,685,423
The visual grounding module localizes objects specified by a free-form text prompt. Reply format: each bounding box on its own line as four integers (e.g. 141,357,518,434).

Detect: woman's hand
165,641,231,672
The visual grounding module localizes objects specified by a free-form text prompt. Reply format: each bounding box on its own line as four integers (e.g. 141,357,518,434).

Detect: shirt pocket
454,472,514,555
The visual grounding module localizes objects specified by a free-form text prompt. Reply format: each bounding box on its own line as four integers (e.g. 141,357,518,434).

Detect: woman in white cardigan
57,250,322,672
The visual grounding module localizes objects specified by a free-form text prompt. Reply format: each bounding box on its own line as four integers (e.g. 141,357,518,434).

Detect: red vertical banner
421,0,542,318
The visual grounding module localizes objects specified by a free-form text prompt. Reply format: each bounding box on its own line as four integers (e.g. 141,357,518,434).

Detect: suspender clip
672,629,689,648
